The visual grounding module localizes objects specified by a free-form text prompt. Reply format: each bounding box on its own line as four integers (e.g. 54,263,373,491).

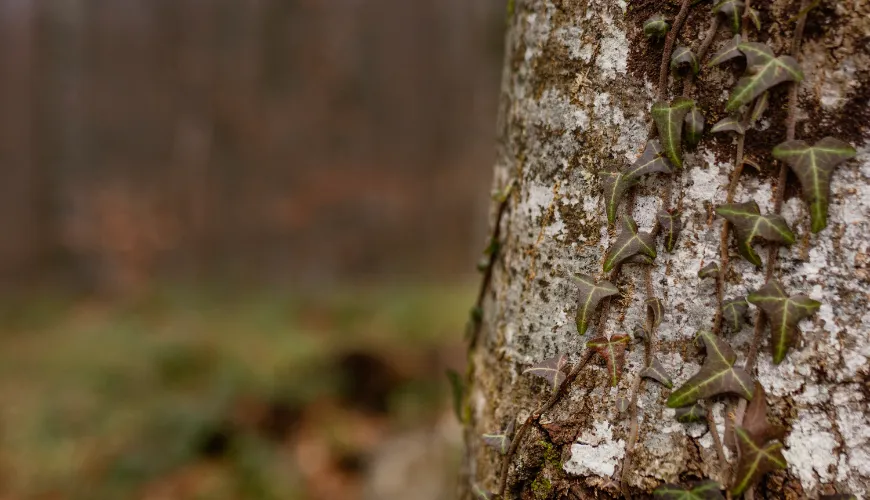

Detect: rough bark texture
463,0,870,498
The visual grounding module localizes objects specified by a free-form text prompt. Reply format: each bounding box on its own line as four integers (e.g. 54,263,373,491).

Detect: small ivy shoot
574,274,620,336
743,382,786,443
715,201,796,267
671,46,700,75
644,14,670,39
646,297,665,329
710,115,746,135
446,369,465,421
731,426,788,496
772,137,857,232
747,7,761,30
698,262,720,279
714,0,745,33
667,330,754,408
726,43,803,112
482,419,516,455
640,357,674,389
749,91,769,127
675,402,706,423
654,480,725,499
684,107,705,147
472,485,494,500
523,353,570,391
747,280,821,364
708,35,742,66
602,140,674,224
722,297,749,331
604,218,657,272
652,98,695,168
586,335,630,386
657,210,682,252
616,395,631,413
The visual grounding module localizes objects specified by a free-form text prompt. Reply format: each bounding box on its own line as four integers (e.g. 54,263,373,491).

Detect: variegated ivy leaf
574,274,619,336
747,8,761,30
747,280,821,364
523,353,569,390
744,382,786,443
603,218,657,272
654,480,725,499
601,140,673,224
640,357,673,389
675,402,706,423
708,34,742,66
713,0,744,33
670,46,700,75
644,14,669,39
710,115,745,135
772,137,858,232
652,98,695,168
646,297,664,329
749,91,769,127
726,43,803,112
723,297,749,331
481,419,515,455
698,262,720,279
586,335,630,386
684,107,704,147
657,210,682,252
731,426,787,497
666,330,754,408
715,201,796,267
472,485,494,500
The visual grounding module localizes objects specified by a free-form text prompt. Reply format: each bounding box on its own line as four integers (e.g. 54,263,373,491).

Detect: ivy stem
657,0,693,100
708,405,730,473
497,350,594,498
683,15,722,97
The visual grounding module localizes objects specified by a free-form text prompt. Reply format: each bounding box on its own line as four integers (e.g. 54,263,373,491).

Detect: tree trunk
463,1,870,498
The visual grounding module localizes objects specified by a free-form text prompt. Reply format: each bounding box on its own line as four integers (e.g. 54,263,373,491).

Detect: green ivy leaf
708,35,742,66
726,43,803,112
715,201,796,267
710,115,746,135
652,98,695,168
722,297,749,331
640,357,674,389
601,140,673,224
731,426,787,497
657,210,682,252
601,169,632,226
481,419,515,455
646,297,665,329
747,280,821,364
749,91,769,127
644,14,670,39
675,402,706,423
713,0,744,33
603,218,657,272
574,274,619,336
446,369,465,421
698,262,720,279
747,7,761,30
684,107,705,147
772,137,857,232
586,335,630,386
654,480,724,499
472,485,494,500
524,353,569,390
666,330,754,408
671,46,700,74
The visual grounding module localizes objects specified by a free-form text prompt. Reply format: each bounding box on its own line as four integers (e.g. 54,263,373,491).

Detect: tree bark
463,1,870,498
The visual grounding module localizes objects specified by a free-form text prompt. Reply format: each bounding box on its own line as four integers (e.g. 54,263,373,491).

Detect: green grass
0,282,473,499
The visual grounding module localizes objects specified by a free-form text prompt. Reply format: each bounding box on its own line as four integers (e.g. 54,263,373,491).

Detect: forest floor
0,283,471,500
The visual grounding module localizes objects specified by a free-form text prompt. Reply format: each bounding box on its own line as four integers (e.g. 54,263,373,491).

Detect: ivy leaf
710,115,746,135
731,426,788,497
715,201,796,267
602,140,673,224
749,91,769,127
671,46,700,75
601,169,633,225
772,137,858,232
482,420,515,455
713,0,744,33
675,402,706,423
646,297,665,329
574,274,619,336
632,323,650,343
747,8,761,30
666,330,754,408
652,98,695,168
698,262,720,279
743,382,786,443
654,480,724,499
657,210,682,252
708,35,742,66
604,218,657,272
640,357,674,389
616,395,631,413
472,485,494,500
446,369,465,421
726,43,803,112
684,107,705,147
586,335,630,386
523,353,569,390
722,297,749,331
747,280,821,364
644,14,670,39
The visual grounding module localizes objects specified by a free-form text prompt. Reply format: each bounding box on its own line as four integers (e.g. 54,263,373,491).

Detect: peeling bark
462,0,870,498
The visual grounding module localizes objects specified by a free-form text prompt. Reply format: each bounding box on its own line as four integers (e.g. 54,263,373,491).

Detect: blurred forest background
0,0,504,498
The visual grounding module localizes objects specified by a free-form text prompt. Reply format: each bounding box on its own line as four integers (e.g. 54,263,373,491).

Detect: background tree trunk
463,0,870,498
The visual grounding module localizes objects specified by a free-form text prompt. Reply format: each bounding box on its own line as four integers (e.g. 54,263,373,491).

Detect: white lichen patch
785,411,840,487
564,421,625,477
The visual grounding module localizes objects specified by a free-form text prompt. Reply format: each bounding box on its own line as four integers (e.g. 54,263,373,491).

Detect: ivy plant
667,330,754,408
586,335,630,386
523,353,569,391
574,274,619,336
652,98,695,168
715,201,795,267
747,281,821,364
726,43,803,111
603,218,657,272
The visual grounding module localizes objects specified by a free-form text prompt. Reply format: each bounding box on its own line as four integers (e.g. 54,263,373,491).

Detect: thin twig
708,405,730,473
712,135,746,335
658,0,694,99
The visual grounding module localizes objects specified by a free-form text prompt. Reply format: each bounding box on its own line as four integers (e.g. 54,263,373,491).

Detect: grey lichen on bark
463,0,870,498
